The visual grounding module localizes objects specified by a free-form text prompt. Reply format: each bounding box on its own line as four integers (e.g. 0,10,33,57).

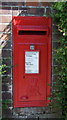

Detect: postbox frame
12,16,52,108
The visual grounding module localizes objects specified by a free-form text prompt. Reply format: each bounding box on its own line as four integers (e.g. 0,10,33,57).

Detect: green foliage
53,2,67,35
2,100,12,109
51,2,67,119
0,64,6,74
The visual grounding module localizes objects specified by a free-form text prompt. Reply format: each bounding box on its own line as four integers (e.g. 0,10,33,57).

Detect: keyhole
23,76,25,78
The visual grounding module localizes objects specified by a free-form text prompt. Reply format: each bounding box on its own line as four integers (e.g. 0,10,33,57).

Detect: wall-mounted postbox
12,16,52,108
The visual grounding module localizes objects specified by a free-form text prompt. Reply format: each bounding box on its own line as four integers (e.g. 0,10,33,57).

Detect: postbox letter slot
18,30,47,35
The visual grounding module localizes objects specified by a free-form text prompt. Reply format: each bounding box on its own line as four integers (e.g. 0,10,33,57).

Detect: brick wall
0,2,61,119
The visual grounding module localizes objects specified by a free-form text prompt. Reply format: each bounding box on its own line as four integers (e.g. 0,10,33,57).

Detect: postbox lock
30,45,35,50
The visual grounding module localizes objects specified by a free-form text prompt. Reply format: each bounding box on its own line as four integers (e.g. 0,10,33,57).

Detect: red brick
0,24,6,32
0,10,11,14
41,2,52,6
0,24,11,32
0,16,12,23
26,2,38,6
0,33,3,38
26,2,51,6
17,2,26,6
0,24,10,32
0,33,8,40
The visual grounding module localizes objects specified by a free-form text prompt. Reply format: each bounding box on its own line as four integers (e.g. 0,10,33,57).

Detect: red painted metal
12,16,52,108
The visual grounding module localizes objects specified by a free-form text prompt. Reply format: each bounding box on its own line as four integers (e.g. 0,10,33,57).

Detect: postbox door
13,43,48,107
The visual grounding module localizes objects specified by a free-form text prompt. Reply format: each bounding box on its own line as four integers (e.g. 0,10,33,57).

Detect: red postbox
12,16,52,108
